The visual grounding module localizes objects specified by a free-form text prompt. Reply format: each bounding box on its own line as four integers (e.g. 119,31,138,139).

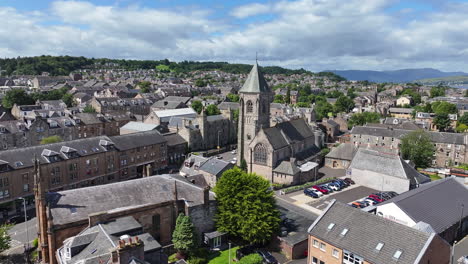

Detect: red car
368,195,385,202
312,185,329,194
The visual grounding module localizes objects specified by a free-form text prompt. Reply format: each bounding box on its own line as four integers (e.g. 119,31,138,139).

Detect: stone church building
237,63,324,185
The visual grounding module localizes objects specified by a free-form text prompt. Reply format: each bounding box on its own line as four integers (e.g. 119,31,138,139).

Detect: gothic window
246,100,253,113
254,144,267,164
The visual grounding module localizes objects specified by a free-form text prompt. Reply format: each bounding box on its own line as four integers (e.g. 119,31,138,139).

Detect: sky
2,0,468,72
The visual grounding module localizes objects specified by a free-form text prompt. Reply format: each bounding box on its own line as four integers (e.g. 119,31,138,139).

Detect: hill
327,68,468,83
414,75,468,85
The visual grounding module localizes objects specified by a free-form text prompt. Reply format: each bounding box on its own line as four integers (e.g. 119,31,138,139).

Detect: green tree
430,86,446,98
285,88,291,104
459,112,468,126
214,168,280,245
195,79,207,87
83,105,96,113
433,113,451,131
273,95,284,103
315,101,334,120
456,123,468,133
296,102,310,107
191,100,203,114
40,136,62,145
205,104,220,116
326,90,344,98
431,101,457,115
238,253,263,264
2,89,34,109
138,81,152,93
0,224,12,252
400,130,435,168
62,93,74,107
348,112,381,128
172,213,198,254
226,93,240,102
334,95,355,113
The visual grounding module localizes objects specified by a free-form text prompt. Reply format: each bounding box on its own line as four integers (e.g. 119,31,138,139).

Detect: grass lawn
430,174,442,181
208,246,239,264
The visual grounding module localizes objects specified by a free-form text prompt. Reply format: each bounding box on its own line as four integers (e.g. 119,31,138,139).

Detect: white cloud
1,0,468,71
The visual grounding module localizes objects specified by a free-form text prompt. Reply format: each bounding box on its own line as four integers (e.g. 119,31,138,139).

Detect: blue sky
2,0,468,71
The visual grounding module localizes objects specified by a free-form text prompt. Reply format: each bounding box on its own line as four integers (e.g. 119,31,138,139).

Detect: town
0,55,465,264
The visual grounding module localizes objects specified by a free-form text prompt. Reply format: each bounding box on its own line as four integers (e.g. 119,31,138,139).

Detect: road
2,217,38,256
454,236,468,263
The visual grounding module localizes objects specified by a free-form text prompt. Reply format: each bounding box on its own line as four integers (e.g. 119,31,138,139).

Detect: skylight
327,223,335,230
340,228,349,236
375,242,384,251
393,250,402,260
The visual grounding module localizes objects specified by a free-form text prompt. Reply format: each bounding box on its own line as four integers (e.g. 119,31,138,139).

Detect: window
313,240,319,248
340,228,349,236
327,223,335,231
152,214,161,240
332,249,339,258
253,144,267,164
312,257,318,264
375,242,384,251
246,100,253,113
23,184,29,192
319,261,325,264
320,243,326,252
343,250,363,264
393,250,402,260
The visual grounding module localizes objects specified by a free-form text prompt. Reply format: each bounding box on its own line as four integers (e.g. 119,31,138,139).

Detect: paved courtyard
307,186,378,209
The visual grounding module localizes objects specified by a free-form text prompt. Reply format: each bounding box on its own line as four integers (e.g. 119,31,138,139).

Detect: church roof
239,62,270,94
263,119,315,150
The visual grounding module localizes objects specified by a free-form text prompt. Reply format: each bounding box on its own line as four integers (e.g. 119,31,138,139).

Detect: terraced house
351,126,468,167
0,130,167,218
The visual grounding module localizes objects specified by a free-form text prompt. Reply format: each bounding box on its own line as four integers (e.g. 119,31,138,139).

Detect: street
2,217,38,256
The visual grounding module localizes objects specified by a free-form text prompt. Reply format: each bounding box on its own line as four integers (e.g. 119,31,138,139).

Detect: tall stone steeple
237,62,272,167
34,156,49,263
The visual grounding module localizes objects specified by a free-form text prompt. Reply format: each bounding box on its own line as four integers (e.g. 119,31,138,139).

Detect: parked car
332,180,346,188
351,201,367,208
364,198,379,206
338,179,350,187
326,183,339,191
257,249,278,264
320,184,333,193
304,188,320,198
312,185,329,194
368,195,385,202
344,178,355,184
237,245,256,260
6,215,25,224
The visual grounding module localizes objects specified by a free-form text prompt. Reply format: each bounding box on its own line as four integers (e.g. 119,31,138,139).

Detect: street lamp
18,197,29,252
228,242,232,264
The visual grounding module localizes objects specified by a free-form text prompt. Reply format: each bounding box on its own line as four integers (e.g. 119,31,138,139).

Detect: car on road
257,249,278,264
216,155,223,159
344,178,355,185
312,185,329,194
304,188,320,198
231,150,236,154
6,215,25,224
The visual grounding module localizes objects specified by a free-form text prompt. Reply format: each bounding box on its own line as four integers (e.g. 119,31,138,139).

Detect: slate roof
154,108,197,118
263,119,316,150
378,177,468,234
326,143,357,161
389,107,413,114
273,160,300,175
239,63,270,94
308,201,436,264
217,102,239,110
198,158,234,177
351,126,466,145
349,148,430,185
120,122,158,132
111,130,166,151
163,133,187,147
47,174,215,225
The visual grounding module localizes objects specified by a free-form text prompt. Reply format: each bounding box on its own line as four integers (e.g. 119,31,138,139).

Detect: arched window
246,100,253,113
254,144,267,164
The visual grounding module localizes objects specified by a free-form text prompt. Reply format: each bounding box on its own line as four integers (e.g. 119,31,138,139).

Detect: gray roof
111,130,166,151
239,63,270,94
349,148,430,185
120,121,158,132
326,143,357,161
351,126,466,145
163,133,187,147
309,201,436,264
217,102,239,110
47,174,215,225
378,177,468,234
198,158,234,177
389,107,414,114
264,119,316,150
273,160,300,175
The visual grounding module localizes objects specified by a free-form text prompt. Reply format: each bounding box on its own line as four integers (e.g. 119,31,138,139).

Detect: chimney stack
203,186,210,207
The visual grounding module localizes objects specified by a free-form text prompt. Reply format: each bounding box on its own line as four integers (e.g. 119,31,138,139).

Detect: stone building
307,200,451,264
90,97,153,115
237,63,324,185
0,130,167,217
35,172,216,264
324,143,357,169
350,125,468,167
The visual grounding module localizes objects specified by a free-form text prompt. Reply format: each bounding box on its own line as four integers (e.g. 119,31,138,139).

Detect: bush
32,238,39,248
238,253,263,264
188,256,208,264
168,253,178,263
281,177,336,194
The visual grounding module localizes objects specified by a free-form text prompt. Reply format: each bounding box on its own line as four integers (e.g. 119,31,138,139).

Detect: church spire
238,61,270,94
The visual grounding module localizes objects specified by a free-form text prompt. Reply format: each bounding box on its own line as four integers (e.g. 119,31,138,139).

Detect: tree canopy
138,81,152,93
0,225,11,252
213,168,280,245
40,136,62,145
430,86,446,98
226,93,240,102
205,104,220,116
334,95,355,113
400,130,435,168
348,112,381,128
433,113,451,131
431,101,457,115
191,100,203,114
1,89,35,109
83,105,96,113
172,213,198,254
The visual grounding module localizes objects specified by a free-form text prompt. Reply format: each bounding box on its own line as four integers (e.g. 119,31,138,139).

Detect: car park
364,198,379,206
344,178,355,184
327,183,340,191
320,184,334,193
333,179,347,188
368,195,385,202
351,201,367,208
256,249,278,264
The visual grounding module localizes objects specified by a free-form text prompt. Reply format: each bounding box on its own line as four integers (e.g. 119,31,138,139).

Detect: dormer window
0,127,6,133
64,120,72,126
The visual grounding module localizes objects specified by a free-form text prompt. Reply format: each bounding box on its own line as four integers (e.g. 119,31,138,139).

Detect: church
237,62,324,185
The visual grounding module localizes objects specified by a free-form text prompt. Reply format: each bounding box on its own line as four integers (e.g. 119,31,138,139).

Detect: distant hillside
327,68,468,83
415,75,468,85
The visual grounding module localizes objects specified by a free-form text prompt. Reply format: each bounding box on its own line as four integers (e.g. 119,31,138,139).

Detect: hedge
281,177,336,194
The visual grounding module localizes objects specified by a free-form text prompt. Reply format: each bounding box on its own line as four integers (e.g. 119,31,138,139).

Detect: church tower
34,157,50,264
237,62,272,167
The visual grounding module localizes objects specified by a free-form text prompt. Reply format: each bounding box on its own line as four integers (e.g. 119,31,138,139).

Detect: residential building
144,108,197,125
307,200,451,264
324,143,357,169
180,154,234,187
376,177,468,244
388,107,413,119
90,97,153,115
396,96,413,106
